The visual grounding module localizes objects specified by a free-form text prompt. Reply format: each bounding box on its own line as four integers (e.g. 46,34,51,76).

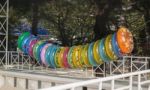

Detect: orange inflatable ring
58,47,65,68
117,27,134,53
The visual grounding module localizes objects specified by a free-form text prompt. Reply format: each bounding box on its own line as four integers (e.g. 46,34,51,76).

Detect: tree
93,0,122,41
9,0,149,56
134,0,150,36
31,0,39,36
129,0,150,56
39,0,95,46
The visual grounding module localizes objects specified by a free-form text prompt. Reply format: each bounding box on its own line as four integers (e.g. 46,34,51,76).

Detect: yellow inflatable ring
93,40,103,64
105,35,117,60
81,44,91,67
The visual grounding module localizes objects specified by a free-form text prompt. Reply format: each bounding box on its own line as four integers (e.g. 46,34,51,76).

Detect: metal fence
0,51,150,79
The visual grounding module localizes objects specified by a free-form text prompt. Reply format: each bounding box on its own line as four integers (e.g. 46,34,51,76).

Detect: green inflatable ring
17,32,30,50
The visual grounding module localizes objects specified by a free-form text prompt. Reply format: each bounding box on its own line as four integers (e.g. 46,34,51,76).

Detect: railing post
7,51,9,68
148,84,150,90
22,54,24,70
85,67,87,77
145,57,148,80
71,87,75,90
18,52,20,69
104,63,106,77
98,81,102,90
129,75,133,90
5,51,8,69
92,66,94,77
131,56,133,72
110,62,112,75
29,56,31,71
111,79,115,90
138,74,141,90
10,52,13,68
19,53,22,69
123,56,125,74
146,57,148,69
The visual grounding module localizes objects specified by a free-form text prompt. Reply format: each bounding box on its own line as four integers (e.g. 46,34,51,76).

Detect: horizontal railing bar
0,70,82,83
115,86,130,90
132,61,148,63
132,62,148,64
140,80,150,85
124,56,150,59
101,70,150,81
40,70,150,90
0,15,7,18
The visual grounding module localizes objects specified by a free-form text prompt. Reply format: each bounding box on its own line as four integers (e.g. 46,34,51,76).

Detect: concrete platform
0,70,149,90
0,85,24,90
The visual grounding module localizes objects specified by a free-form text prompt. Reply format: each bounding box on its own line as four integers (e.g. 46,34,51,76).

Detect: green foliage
8,0,149,56
39,0,95,45
9,0,95,46
122,0,150,56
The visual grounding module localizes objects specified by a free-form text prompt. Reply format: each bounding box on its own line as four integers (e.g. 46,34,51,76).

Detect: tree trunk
144,9,150,56
144,10,150,37
93,0,122,77
94,14,109,41
31,0,39,36
93,0,122,41
57,17,70,46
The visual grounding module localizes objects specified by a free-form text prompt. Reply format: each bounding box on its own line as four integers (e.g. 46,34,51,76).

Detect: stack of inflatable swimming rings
17,27,134,68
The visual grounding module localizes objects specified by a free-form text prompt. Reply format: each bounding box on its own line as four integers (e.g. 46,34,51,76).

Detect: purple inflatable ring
40,44,52,66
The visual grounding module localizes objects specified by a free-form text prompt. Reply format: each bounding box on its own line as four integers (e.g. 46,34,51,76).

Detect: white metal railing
0,51,150,78
93,56,150,77
40,70,150,90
